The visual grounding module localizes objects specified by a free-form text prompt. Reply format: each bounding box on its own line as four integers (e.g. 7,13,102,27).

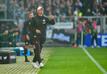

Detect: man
76,20,83,46
22,11,34,62
90,20,98,48
28,6,55,68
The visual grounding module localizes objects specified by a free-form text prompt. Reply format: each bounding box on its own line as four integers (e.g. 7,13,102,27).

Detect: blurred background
0,0,107,47
0,0,107,74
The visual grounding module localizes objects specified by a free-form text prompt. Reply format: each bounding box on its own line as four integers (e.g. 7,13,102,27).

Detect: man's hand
26,34,30,40
36,29,41,33
49,15,55,20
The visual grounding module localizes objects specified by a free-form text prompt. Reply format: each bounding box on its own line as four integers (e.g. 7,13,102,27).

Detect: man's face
28,13,33,19
37,7,43,16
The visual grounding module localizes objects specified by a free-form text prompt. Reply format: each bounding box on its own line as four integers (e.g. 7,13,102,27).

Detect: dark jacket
30,15,55,38
23,15,55,43
22,19,33,41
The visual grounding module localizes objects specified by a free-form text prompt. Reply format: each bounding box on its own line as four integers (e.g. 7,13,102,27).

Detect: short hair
37,6,44,11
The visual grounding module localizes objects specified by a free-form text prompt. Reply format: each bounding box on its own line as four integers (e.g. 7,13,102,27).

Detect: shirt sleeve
45,16,55,25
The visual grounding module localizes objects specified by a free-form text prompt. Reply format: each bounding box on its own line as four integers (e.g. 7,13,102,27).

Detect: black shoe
25,59,30,62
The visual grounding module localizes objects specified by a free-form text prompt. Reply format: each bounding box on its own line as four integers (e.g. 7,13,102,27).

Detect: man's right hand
36,29,41,34
26,34,30,40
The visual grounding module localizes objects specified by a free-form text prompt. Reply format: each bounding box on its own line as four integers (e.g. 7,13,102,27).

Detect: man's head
27,11,33,19
37,6,44,16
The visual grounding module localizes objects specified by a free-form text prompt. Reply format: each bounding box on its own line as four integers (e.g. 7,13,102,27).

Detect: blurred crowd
76,18,100,45
7,0,107,19
0,21,20,47
6,0,107,25
0,0,107,47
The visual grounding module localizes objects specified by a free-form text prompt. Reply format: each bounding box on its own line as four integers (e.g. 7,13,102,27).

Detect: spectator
90,19,99,48
76,19,83,46
102,0,107,15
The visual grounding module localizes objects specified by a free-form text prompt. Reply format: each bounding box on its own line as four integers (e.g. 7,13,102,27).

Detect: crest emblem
43,19,46,24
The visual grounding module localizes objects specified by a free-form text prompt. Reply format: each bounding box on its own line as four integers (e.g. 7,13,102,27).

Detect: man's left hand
49,15,55,20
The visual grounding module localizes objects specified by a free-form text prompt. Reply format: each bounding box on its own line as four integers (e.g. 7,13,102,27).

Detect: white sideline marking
82,47,107,74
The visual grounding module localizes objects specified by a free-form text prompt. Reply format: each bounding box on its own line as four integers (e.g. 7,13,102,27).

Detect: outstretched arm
46,15,55,25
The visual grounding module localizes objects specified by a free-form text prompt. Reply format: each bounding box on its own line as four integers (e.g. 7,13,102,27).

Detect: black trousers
23,41,29,61
91,35,97,46
31,36,45,63
24,46,28,61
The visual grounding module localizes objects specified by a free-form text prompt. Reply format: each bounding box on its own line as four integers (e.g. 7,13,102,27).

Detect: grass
87,47,107,71
0,47,107,74
38,47,106,74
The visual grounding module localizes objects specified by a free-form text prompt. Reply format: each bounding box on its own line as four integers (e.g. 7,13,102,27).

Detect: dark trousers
77,32,81,45
23,41,28,62
91,35,97,46
32,36,45,63
24,47,28,61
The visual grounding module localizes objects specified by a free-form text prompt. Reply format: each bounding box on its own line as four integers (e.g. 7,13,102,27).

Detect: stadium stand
0,0,107,47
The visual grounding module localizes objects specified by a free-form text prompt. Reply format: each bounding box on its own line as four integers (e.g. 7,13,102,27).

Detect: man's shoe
40,62,44,68
92,46,94,48
32,62,40,69
25,59,30,62
97,46,100,48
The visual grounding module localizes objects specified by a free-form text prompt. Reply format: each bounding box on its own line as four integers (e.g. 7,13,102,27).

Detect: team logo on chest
43,19,46,24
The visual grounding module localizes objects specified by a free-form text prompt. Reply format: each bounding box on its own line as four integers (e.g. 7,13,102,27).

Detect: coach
27,6,55,68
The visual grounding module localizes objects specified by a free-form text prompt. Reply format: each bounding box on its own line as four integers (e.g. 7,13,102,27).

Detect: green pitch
87,48,107,72
0,47,107,74
39,47,107,74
